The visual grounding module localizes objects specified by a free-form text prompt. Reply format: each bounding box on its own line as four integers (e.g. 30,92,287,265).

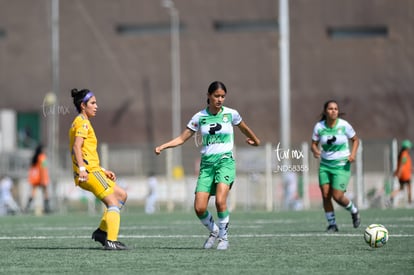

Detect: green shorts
319,162,351,192
196,156,235,196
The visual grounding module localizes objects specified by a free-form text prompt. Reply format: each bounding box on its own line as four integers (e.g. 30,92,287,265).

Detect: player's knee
118,189,127,202
215,200,227,212
115,186,127,202
194,205,207,216
332,194,345,204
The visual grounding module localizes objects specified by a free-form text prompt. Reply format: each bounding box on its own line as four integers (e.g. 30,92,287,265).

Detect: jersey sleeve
231,109,242,125
186,112,200,132
344,120,356,138
74,119,89,139
311,122,321,141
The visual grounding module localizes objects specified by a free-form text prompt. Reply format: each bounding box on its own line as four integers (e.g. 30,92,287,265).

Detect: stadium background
0,0,413,212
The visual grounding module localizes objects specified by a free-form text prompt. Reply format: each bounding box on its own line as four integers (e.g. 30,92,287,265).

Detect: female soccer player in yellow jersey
155,81,260,250
69,88,128,250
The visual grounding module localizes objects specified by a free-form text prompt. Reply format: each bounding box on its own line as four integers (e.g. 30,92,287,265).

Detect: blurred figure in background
145,172,158,214
283,171,303,211
0,175,21,215
25,144,50,214
389,139,412,207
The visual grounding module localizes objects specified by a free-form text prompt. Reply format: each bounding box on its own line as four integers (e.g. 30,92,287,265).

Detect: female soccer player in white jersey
311,100,361,232
155,81,260,250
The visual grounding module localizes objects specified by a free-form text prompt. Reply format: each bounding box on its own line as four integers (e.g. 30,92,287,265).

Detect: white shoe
216,238,229,250
203,230,218,249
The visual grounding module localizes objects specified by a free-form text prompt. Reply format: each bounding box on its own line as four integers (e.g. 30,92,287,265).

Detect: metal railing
1,138,406,212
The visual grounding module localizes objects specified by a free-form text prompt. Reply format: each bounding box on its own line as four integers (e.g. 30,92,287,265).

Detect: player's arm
73,136,88,181
311,140,321,159
155,128,194,155
237,120,260,146
348,135,359,162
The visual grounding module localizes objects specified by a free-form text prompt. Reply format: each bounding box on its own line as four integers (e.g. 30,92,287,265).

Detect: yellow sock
106,206,120,241
98,208,108,232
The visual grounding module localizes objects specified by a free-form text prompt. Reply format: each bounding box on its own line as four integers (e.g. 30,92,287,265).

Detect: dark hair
71,88,92,113
207,81,227,104
319,99,345,121
31,144,43,166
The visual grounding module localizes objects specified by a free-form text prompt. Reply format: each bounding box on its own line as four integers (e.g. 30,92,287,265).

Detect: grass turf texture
1,208,413,274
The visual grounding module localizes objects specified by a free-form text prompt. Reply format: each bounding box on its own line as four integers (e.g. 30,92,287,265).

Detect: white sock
325,211,336,225
218,215,229,240
346,201,358,214
199,211,218,233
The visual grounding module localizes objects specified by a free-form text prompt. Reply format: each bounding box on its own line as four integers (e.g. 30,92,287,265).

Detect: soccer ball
364,224,389,248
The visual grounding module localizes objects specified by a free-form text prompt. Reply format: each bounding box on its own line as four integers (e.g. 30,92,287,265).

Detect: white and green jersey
312,118,356,167
187,106,242,163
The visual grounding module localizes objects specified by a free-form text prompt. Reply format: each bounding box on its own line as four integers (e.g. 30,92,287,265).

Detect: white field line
0,233,413,240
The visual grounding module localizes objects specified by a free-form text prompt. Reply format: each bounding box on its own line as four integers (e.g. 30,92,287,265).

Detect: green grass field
0,208,413,274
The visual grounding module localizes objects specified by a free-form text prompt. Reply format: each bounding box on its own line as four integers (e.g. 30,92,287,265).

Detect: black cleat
351,211,361,228
92,228,107,246
326,224,339,233
104,240,128,250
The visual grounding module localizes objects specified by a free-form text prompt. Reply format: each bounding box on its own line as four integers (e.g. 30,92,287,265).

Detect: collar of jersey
206,106,223,116
324,118,338,129
78,114,88,120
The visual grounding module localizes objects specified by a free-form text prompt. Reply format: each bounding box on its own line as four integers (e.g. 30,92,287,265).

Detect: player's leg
407,182,412,205
319,166,337,232
320,184,338,232
80,171,128,250
195,164,219,248
101,185,127,250
25,185,37,212
195,191,219,249
214,157,235,250
41,185,50,213
331,164,360,228
215,183,230,250
91,207,108,246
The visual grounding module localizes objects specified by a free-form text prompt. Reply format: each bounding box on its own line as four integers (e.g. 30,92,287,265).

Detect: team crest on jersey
222,114,229,123
82,123,89,130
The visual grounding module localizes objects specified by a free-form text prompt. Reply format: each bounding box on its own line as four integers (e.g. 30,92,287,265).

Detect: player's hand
154,146,162,155
78,171,88,182
104,170,116,181
246,138,259,146
312,150,321,159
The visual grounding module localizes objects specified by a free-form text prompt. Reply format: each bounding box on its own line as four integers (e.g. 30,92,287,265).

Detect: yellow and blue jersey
69,114,101,175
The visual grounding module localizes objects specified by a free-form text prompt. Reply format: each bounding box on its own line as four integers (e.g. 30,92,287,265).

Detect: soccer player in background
25,144,50,214
389,139,412,206
154,81,260,250
69,88,128,250
311,100,361,232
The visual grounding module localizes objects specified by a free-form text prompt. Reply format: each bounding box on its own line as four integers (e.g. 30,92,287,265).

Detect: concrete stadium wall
0,0,413,149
